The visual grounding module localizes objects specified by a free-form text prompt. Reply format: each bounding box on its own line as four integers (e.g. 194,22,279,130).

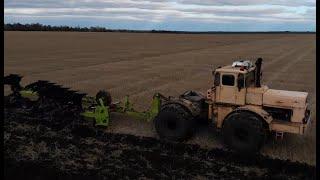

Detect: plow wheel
96,90,112,106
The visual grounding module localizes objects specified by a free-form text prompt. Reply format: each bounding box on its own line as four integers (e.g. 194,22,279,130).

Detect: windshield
238,70,255,89
245,70,255,87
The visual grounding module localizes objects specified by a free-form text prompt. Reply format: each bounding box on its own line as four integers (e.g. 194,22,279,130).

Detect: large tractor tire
154,103,194,142
96,90,112,106
222,111,267,154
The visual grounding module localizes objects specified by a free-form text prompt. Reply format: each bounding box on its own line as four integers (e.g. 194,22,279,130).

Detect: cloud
4,0,316,31
176,0,315,7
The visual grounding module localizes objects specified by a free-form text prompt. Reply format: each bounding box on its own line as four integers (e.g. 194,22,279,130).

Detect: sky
4,0,316,32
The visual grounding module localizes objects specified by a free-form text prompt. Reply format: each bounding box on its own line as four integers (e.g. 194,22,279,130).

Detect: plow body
4,74,165,126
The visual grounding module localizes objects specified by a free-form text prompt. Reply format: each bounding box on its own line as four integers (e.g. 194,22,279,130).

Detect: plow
4,74,165,127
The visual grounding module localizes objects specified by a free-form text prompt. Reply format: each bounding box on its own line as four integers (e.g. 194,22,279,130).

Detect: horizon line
4,23,316,33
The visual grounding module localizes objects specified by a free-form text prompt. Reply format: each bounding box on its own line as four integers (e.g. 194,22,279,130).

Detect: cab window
222,74,235,86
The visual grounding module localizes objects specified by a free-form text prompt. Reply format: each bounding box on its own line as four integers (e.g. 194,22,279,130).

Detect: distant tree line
4,23,315,34
4,23,178,33
4,23,113,32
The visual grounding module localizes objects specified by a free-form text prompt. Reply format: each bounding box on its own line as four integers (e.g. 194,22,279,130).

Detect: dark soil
4,96,316,180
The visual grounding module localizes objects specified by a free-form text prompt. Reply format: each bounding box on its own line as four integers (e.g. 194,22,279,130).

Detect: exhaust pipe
255,58,263,87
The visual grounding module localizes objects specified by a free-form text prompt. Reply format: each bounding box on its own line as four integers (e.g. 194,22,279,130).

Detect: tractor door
219,73,236,104
215,73,246,105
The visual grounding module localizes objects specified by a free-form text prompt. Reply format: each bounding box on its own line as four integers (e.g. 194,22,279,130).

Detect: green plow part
81,97,109,127
80,93,163,127
19,89,39,101
120,93,161,122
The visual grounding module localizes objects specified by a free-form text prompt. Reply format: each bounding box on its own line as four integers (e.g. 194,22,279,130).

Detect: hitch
118,93,162,122
80,92,165,126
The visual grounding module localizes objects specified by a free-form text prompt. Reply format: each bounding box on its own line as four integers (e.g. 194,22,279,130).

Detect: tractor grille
263,106,292,122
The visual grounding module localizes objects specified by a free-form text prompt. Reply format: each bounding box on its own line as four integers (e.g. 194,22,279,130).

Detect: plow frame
80,92,166,126
120,93,163,122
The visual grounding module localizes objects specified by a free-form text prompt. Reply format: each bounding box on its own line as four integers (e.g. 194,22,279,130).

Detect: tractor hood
263,89,308,108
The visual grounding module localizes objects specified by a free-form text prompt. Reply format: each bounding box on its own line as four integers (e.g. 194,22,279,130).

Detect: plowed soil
4,32,316,176
4,103,316,179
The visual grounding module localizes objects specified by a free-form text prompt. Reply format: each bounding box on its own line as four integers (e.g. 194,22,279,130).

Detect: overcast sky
4,0,316,31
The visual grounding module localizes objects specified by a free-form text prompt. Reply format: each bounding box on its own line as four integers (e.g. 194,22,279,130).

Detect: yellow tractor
154,58,312,153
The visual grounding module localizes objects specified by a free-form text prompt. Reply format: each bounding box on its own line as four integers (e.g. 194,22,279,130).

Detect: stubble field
4,31,316,167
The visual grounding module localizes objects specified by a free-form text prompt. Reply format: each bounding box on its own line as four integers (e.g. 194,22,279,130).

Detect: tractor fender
161,99,202,117
226,105,273,127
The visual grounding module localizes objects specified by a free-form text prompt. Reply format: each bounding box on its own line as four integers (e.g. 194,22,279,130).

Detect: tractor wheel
154,103,194,142
96,90,112,106
222,111,267,154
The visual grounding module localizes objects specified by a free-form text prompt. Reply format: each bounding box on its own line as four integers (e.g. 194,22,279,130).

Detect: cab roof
215,65,256,74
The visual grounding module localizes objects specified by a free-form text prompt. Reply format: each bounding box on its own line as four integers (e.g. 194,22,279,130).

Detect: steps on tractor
275,131,284,140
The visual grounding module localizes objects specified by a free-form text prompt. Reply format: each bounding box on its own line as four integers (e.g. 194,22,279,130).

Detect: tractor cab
209,59,262,105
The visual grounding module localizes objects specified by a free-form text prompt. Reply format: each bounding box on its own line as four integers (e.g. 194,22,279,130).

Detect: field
4,31,316,170
4,105,315,179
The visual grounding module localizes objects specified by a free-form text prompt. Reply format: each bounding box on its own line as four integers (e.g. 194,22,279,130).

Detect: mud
4,96,316,180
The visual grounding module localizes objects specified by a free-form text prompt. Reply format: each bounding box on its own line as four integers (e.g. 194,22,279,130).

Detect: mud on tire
154,103,194,142
222,111,267,154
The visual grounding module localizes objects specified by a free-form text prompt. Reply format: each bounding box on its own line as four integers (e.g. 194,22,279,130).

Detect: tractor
153,58,312,153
